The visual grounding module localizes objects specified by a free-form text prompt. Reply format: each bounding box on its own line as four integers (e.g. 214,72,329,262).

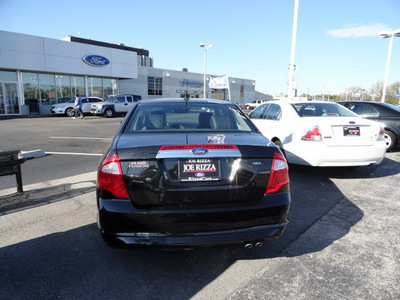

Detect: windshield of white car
292,103,357,117
125,102,255,132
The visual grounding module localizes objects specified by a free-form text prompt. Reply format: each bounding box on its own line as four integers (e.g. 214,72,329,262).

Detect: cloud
327,23,392,38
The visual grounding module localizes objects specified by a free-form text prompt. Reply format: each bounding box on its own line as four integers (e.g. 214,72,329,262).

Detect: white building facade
0,30,255,116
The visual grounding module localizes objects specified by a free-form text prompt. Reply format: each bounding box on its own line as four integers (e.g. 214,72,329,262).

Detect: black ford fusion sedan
96,98,291,249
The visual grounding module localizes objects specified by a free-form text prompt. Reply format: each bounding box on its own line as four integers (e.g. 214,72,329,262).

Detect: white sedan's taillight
301,126,322,141
97,154,129,199
378,125,385,141
266,152,289,193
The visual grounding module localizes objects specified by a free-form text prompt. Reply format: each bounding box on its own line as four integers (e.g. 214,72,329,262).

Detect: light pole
379,29,400,103
288,0,299,100
322,84,326,101
200,43,212,98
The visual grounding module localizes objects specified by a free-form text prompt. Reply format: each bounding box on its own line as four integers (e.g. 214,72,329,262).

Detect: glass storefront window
55,74,72,103
71,76,85,97
88,77,103,97
0,70,17,81
103,78,118,98
21,72,39,104
0,85,4,114
39,74,56,105
20,72,120,108
4,83,19,114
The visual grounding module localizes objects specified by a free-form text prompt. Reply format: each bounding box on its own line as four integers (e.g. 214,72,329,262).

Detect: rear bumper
97,192,290,248
285,141,387,167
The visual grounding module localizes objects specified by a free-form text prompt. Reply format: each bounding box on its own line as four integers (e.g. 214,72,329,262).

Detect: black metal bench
0,150,26,193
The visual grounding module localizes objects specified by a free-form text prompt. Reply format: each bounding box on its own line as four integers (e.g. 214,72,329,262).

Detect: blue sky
1,0,399,96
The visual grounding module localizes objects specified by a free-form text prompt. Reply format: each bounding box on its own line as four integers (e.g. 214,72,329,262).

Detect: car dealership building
0,30,256,116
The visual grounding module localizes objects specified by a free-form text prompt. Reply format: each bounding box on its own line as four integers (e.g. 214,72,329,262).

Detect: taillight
301,126,321,141
266,152,289,194
97,154,129,199
379,125,384,138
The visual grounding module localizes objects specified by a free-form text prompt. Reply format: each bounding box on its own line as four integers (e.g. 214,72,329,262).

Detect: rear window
124,102,255,132
292,102,356,117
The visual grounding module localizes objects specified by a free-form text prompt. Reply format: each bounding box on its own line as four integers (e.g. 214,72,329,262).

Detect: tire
105,108,114,118
383,130,396,152
65,108,74,117
273,140,285,157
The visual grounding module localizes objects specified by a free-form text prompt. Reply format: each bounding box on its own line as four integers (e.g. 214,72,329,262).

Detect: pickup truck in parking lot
244,100,270,111
91,94,141,118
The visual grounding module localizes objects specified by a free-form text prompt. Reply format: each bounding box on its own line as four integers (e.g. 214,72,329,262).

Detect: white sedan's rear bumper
285,141,387,167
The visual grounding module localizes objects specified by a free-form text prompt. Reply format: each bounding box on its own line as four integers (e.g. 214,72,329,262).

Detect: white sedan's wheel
66,108,74,117
273,140,285,157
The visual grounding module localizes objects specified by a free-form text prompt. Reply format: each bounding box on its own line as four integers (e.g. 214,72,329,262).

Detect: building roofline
63,35,149,57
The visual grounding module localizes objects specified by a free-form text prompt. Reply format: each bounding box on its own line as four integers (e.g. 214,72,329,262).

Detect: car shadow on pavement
0,181,96,214
289,155,400,180
1,157,399,299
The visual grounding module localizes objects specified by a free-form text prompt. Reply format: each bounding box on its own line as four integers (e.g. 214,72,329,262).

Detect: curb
19,149,46,159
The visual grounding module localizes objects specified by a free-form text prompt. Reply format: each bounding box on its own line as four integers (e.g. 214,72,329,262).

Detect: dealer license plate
178,158,221,182
343,126,360,136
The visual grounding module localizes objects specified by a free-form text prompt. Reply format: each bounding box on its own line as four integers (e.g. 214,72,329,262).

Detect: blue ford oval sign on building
82,54,110,67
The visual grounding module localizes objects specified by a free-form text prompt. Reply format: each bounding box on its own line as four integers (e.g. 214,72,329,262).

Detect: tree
339,86,367,101
369,81,383,102
387,81,400,104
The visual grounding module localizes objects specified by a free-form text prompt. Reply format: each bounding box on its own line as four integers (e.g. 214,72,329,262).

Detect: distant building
0,31,256,116
254,91,274,101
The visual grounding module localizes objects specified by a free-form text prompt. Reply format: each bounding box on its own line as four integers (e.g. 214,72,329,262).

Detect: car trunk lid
116,132,279,207
306,117,382,146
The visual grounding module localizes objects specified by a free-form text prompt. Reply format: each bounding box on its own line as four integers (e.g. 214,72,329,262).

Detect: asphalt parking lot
1,115,399,299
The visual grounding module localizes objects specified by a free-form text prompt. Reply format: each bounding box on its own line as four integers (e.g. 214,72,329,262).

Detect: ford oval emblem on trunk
192,148,209,155
349,121,356,124
82,54,110,67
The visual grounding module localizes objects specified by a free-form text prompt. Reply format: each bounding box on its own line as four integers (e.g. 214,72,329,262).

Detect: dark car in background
338,101,400,151
96,98,291,249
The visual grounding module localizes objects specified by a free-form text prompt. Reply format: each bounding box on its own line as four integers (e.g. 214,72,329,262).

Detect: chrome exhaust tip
244,242,253,249
255,241,263,248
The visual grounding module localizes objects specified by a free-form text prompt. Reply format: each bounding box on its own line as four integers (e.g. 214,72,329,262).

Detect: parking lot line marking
49,136,112,141
45,152,103,156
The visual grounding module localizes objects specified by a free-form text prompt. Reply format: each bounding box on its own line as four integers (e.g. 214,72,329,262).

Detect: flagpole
200,43,212,99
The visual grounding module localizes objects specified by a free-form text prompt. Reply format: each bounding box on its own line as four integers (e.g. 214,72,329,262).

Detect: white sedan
249,100,387,167
51,97,103,117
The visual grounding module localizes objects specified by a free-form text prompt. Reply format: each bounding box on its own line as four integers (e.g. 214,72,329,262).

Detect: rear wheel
384,130,396,151
273,140,285,157
66,108,74,117
105,108,114,118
